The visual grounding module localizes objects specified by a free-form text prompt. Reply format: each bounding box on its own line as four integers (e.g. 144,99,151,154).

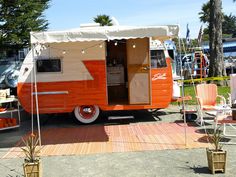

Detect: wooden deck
2,122,210,159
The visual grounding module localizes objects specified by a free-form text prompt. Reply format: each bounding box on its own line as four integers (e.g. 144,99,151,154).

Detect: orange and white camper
17,25,179,123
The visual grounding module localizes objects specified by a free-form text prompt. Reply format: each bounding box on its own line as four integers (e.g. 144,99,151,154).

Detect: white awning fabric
30,25,179,44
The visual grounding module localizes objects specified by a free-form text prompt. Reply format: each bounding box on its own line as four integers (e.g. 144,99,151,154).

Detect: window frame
36,57,63,74
150,50,167,69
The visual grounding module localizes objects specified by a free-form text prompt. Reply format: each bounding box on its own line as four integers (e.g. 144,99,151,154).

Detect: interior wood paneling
126,38,150,104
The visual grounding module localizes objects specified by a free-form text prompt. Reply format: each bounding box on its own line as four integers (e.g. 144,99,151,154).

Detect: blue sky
45,0,236,38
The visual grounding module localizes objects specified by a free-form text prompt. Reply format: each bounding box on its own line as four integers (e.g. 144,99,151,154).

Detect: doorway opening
106,40,128,105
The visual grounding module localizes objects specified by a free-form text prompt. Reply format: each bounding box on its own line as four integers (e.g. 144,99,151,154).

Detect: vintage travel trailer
17,25,179,123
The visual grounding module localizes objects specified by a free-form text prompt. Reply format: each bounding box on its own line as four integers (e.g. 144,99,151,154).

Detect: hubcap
79,106,96,119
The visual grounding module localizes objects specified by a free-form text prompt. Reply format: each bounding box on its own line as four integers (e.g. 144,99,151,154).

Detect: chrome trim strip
32,91,69,95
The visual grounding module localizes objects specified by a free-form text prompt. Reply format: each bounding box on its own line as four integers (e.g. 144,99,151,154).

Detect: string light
43,42,104,53
42,44,47,50
35,50,39,56
35,41,137,55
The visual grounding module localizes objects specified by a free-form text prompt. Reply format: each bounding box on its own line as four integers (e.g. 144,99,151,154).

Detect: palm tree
208,0,225,83
93,15,113,26
199,1,210,24
199,1,236,35
200,0,235,83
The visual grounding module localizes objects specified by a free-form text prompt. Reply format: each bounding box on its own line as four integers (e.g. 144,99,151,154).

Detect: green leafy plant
21,133,40,163
207,127,223,151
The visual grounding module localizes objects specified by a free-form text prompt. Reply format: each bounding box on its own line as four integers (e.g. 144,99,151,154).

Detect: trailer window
36,59,61,73
151,50,167,68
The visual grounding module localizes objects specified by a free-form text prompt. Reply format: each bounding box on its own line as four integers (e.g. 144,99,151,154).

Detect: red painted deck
2,122,210,159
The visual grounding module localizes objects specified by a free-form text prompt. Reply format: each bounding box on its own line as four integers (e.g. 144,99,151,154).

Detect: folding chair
196,83,226,126
215,114,236,144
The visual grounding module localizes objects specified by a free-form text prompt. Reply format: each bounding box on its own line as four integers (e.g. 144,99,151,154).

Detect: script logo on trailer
152,73,167,81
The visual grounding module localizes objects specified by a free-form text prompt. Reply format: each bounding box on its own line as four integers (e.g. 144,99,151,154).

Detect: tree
222,14,236,35
199,1,211,24
232,0,236,36
93,14,113,26
208,0,225,80
0,0,50,50
199,1,236,38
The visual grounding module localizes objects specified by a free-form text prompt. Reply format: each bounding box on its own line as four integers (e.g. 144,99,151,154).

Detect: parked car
0,60,22,95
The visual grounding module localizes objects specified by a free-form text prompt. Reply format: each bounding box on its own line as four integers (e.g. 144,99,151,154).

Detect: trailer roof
30,25,179,44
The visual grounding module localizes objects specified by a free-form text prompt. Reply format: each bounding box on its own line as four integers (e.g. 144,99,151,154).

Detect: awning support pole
178,34,187,147
31,43,42,147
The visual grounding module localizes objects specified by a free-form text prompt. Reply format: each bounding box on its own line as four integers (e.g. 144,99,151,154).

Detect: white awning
30,25,179,44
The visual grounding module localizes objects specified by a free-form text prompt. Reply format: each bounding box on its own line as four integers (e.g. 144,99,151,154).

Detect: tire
147,109,160,113
5,70,20,88
74,105,100,124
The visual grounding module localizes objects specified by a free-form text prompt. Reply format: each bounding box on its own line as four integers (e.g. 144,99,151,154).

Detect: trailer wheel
74,105,100,124
147,109,160,113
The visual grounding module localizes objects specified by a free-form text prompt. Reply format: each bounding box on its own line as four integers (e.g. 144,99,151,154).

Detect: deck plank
2,122,209,158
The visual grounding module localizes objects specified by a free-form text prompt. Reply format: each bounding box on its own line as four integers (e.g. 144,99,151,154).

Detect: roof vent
80,23,100,28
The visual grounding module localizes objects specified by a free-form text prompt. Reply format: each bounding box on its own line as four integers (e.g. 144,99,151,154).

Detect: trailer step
108,116,134,120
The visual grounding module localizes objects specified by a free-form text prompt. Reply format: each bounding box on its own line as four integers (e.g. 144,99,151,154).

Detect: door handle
142,66,150,71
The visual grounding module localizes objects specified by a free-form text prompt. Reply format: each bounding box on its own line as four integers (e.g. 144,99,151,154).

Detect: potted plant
206,127,227,174
21,133,42,177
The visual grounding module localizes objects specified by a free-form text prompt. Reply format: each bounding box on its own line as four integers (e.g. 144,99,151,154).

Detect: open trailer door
127,38,151,104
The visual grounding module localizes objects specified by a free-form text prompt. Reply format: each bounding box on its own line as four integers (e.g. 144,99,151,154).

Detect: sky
45,0,236,38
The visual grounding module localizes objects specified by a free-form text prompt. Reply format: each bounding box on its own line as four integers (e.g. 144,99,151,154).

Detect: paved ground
0,105,235,177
